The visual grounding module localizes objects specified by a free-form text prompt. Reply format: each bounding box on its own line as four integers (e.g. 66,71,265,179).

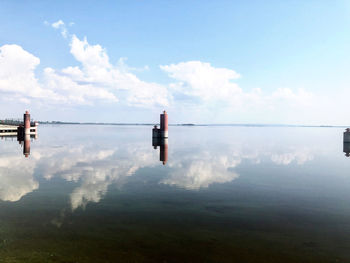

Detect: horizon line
35,121,350,128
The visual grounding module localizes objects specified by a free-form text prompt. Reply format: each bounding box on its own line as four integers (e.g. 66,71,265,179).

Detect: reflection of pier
0,132,37,158
152,137,168,165
0,111,38,158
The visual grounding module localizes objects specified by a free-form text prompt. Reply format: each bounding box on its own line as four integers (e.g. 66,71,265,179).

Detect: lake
0,125,350,262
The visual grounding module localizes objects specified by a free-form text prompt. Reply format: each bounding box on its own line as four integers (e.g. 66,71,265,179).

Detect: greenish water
0,125,350,262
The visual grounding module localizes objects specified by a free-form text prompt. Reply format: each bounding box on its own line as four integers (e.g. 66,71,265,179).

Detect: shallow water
0,125,350,262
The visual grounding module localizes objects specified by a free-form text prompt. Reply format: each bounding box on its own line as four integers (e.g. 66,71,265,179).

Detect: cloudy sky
1,1,350,124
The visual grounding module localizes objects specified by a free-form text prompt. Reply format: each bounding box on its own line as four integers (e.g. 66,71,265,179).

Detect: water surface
0,125,350,262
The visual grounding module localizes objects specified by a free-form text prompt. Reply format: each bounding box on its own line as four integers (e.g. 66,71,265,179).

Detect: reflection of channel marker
152,110,168,138
24,134,30,158
152,137,168,165
152,125,159,138
17,132,36,158
343,142,350,157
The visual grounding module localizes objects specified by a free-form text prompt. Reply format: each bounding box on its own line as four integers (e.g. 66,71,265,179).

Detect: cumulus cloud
161,61,314,115
62,35,170,107
0,43,119,105
43,67,118,104
161,61,241,103
1,18,173,109
0,18,320,123
0,45,58,103
0,34,170,107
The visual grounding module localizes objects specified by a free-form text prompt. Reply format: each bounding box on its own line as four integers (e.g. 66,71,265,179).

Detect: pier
0,111,38,137
0,111,38,158
0,125,19,136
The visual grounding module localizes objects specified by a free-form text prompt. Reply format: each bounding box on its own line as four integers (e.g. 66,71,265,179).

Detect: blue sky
1,1,350,124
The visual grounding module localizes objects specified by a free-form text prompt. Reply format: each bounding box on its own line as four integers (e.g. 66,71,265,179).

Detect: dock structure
0,125,19,136
0,111,38,158
0,110,38,137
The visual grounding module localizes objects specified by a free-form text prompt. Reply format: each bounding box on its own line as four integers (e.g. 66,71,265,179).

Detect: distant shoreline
37,121,348,128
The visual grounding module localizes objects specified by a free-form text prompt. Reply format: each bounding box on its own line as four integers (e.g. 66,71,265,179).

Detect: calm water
0,125,350,262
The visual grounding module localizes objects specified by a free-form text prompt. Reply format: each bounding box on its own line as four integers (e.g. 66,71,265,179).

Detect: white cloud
70,35,110,69
117,57,150,72
0,44,39,93
161,61,314,112
0,43,118,106
161,61,242,103
43,67,118,104
0,44,58,103
0,28,171,108
52,20,64,29
0,19,324,123
51,20,68,38
63,35,170,107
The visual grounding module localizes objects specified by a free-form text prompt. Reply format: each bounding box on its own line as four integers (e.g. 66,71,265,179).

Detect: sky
0,0,350,124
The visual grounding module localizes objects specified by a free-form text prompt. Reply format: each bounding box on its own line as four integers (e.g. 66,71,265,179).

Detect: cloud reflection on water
0,128,316,210
162,152,241,190
0,154,39,201
34,143,157,210
270,148,314,165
